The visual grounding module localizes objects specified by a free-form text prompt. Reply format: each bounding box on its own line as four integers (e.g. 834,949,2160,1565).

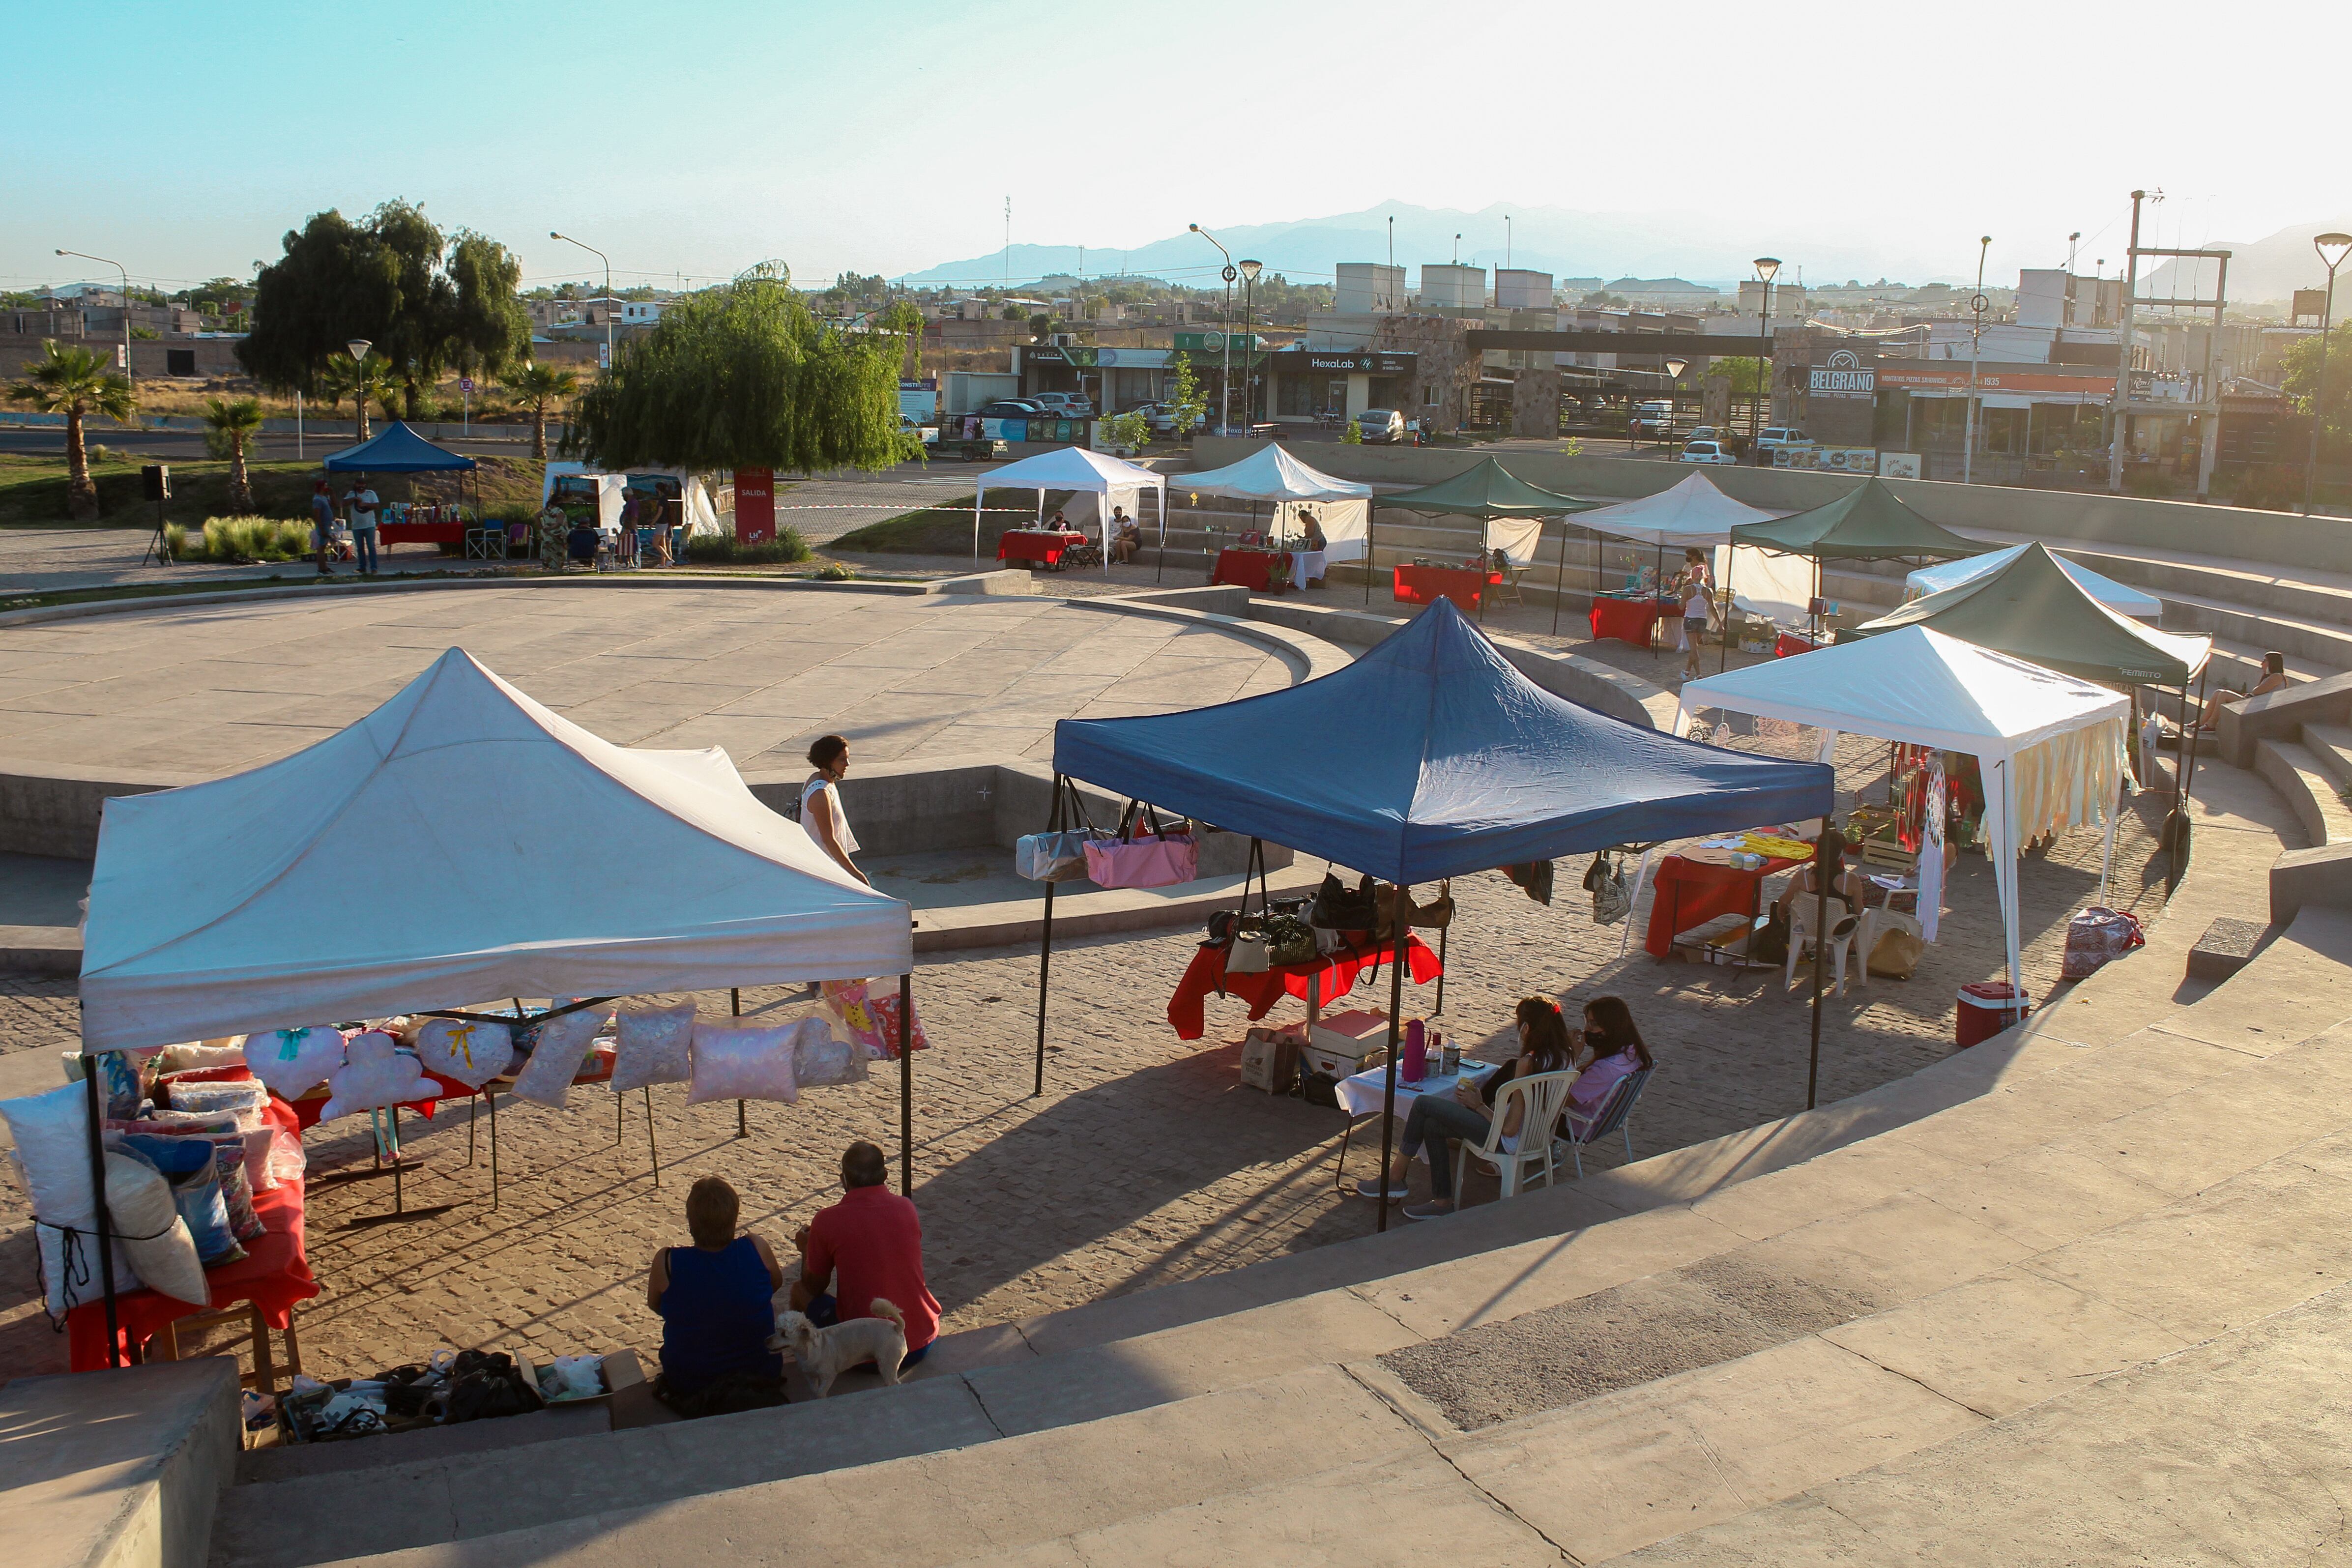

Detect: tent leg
733,987,746,1140
1035,879,1056,1097
390,1105,405,1216
467,1094,478,1164
1433,889,1450,1016
1365,508,1375,606
1550,518,1567,638
644,1087,658,1187
488,1087,499,1211
1376,886,1410,1233
899,971,915,1194
1719,547,1736,673
1807,840,1827,1111
81,1054,122,1367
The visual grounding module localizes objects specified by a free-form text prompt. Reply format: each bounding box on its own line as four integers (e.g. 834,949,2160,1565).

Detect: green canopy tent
1726,476,1981,648
1379,458,1600,631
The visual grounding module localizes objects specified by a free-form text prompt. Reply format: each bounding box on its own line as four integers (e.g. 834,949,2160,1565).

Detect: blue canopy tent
1042,599,1837,1224
323,421,483,524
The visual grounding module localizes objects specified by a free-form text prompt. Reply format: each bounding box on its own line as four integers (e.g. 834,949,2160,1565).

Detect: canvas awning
1852,542,2209,688
1906,544,2163,620
1728,477,1978,561
79,650,912,1051
322,421,478,472
1381,458,1597,520
971,444,1166,572
1575,471,1775,548
1171,443,1373,503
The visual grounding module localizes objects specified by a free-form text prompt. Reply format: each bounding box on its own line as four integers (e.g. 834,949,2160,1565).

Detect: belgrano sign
1808,347,1875,398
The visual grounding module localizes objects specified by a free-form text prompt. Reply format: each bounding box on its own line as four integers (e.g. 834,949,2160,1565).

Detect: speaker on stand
139,464,173,566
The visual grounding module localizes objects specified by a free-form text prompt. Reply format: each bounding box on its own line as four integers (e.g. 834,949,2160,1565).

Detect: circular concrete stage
0,584,1297,783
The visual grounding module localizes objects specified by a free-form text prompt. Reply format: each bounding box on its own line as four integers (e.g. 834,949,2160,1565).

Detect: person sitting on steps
646,1176,787,1417
789,1140,943,1374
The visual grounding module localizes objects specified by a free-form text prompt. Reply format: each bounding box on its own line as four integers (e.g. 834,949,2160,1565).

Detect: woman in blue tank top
646,1177,785,1409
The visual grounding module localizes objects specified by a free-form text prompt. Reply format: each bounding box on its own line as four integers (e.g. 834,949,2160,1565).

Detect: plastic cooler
1955,980,2030,1047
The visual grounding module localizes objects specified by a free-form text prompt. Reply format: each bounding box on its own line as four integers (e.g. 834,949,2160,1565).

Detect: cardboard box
1302,1009,1389,1077
515,1346,645,1405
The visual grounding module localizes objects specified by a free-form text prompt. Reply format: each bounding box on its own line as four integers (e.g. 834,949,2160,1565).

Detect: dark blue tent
1052,597,1833,885
322,422,479,473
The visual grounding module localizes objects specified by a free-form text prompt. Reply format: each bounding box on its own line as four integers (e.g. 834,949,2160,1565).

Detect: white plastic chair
1451,1068,1580,1200
1785,895,1863,996
1555,1066,1653,1179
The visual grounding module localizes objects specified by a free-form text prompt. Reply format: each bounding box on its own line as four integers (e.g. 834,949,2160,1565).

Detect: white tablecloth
1290,549,1329,584
1334,1064,1486,1119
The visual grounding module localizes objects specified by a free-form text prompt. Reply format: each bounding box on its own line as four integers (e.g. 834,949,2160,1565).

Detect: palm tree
320,352,397,441
502,362,579,460
202,397,266,512
5,340,138,520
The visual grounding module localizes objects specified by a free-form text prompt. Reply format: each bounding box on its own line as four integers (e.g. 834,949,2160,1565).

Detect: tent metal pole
1719,546,1736,673
81,1053,122,1367
1035,773,1066,1098
1433,881,1450,1016
1551,517,1567,637
899,970,915,1193
1807,836,1827,1111
488,1086,499,1210
1365,504,1375,606
644,1087,658,1187
1376,885,1410,1233
732,988,746,1140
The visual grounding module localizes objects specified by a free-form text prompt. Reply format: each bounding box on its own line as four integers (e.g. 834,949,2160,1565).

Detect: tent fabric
79,650,912,1051
1170,443,1373,502
1053,598,1833,886
322,421,479,473
1575,472,1776,548
1380,458,1598,520
1727,477,1978,561
1484,516,1546,567
1905,544,2163,621
972,445,1166,572
1849,542,2210,687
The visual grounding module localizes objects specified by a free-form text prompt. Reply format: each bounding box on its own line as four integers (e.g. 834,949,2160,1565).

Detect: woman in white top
1356,996,1582,1221
799,735,867,886
1678,549,1714,679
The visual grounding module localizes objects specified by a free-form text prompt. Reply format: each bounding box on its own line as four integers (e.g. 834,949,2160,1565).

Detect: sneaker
1352,1177,1405,1202
1401,1202,1455,1222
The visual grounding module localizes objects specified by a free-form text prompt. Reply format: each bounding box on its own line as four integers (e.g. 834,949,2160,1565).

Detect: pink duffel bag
1083,810,1199,889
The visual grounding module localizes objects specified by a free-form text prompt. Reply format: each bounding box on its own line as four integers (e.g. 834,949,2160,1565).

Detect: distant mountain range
2141,217,2352,307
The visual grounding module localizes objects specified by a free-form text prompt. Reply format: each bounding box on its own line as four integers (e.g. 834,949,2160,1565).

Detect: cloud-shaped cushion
611,1004,696,1094
413,1018,514,1090
320,1031,434,1121
242,1028,347,1100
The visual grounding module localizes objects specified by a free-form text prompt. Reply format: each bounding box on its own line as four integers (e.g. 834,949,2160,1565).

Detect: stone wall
1374,316,1480,435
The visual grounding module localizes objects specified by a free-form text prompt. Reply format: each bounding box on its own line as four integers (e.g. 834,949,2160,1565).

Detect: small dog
770,1297,908,1398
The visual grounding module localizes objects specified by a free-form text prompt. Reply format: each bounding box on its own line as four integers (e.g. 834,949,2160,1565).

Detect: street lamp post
1239,260,1263,423
1963,235,1991,485
57,248,133,391
346,339,372,439
1189,224,1235,436
551,231,614,372
1751,258,1781,463
2304,232,2352,517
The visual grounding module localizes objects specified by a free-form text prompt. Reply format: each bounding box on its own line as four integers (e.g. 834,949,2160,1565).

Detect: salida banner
734,468,775,544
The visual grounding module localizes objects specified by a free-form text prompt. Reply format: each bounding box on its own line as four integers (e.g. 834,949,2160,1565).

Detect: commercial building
1418,264,1486,310
1335,263,1405,316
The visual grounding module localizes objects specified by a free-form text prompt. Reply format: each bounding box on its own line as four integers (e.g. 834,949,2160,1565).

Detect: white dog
771,1297,908,1398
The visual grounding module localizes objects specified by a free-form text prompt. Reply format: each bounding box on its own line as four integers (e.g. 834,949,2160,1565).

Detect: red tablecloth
1169,935,1443,1040
68,1099,320,1370
1393,564,1484,613
1642,851,1809,958
1590,595,1675,647
1211,549,1289,592
997,530,1087,566
1775,631,1825,659
378,521,466,545
284,1084,443,1131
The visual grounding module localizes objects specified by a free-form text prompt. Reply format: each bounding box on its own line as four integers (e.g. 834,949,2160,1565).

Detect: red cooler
1955,980,2030,1046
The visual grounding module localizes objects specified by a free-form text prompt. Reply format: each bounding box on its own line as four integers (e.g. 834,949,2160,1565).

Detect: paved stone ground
0,720,2170,1384
0,588,1290,776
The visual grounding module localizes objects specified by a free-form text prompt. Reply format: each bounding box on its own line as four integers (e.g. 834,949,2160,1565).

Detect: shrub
682,527,811,565
163,522,190,558
195,515,313,562
813,563,855,580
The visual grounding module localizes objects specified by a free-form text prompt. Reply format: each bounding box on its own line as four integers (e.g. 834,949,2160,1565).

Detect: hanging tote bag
1016,776,1105,882
1082,802,1198,889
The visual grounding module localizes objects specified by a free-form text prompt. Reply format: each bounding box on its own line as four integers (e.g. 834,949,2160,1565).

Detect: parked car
1632,400,1677,436
1356,408,1405,443
1028,392,1095,417
975,400,1049,419
1127,401,1196,435
1755,427,1812,453
1685,425,1719,443
1680,439,1737,465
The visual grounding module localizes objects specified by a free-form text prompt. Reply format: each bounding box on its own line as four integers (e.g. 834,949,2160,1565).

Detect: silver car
1356,408,1405,443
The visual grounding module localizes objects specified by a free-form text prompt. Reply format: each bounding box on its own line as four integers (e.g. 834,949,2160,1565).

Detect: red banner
734,467,774,544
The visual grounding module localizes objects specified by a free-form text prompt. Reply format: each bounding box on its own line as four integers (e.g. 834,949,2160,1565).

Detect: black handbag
1308,872,1377,931
1299,1070,1339,1107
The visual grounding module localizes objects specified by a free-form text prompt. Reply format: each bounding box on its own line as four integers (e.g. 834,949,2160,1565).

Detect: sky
1,0,2336,297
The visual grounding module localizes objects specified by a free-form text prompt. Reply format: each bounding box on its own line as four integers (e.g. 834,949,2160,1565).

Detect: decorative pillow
686,1020,801,1105
165,1078,270,1127
820,980,931,1060
116,1133,243,1265
242,1127,280,1192
791,1017,868,1088
320,1032,434,1122
107,1108,242,1138
104,1152,206,1307
2,1083,145,1313
508,1008,609,1109
212,1142,267,1242
58,1051,149,1120
413,1018,514,1090
610,1004,697,1094
158,1042,248,1074
242,1028,347,1100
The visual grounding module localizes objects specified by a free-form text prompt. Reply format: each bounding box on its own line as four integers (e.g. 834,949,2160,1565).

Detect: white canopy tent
972,445,1166,575
80,649,914,1051
1675,626,2129,998
1576,472,1813,623
1906,544,2164,620
1170,443,1372,561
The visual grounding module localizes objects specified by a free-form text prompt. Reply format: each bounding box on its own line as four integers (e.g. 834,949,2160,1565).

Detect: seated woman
646,1176,787,1416
2200,650,2288,730
1111,511,1142,563
1355,996,1577,1221
1565,995,1653,1140
1772,826,1866,925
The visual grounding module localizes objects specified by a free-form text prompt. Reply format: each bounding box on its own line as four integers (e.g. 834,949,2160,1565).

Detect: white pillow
413,1018,514,1090
106,1152,206,1307
508,1009,609,1109
242,1027,347,1100
0,1083,144,1314
167,1079,270,1127
687,1020,800,1105
320,1032,435,1122
611,1004,697,1094
791,1017,868,1088
157,1043,247,1074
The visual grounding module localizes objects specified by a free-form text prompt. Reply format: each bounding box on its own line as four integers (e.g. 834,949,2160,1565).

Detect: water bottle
1402,1018,1427,1083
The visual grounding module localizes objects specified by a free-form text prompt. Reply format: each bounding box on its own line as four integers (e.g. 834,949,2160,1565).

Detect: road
0,427,535,464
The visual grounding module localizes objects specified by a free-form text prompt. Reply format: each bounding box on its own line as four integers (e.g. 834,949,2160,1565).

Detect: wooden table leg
249,1305,276,1396
153,1319,179,1361
282,1309,303,1380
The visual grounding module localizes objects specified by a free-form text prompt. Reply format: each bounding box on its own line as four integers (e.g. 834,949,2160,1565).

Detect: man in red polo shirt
790,1140,942,1369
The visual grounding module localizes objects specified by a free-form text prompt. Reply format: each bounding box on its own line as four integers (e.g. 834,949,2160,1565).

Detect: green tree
568,273,917,475
876,299,926,379
440,230,532,383
1165,352,1206,436
320,351,398,440
1103,409,1150,454
201,396,266,512
2284,324,2352,464
1706,356,1766,400
5,340,138,519
502,361,580,459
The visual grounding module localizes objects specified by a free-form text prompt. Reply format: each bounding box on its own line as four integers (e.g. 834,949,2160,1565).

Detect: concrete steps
2254,737,2352,846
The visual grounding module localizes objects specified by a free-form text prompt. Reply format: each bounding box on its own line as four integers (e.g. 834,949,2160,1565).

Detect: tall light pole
1963,235,1991,485
346,338,372,439
1189,224,1235,435
57,248,133,391
1239,259,1263,423
2304,232,2352,516
1751,258,1781,462
551,231,613,372
1505,214,1512,273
